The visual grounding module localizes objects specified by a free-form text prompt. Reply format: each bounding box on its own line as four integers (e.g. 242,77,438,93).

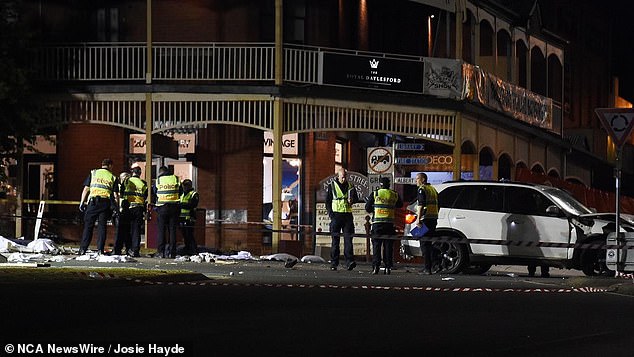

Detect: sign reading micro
321,52,424,93
395,155,454,170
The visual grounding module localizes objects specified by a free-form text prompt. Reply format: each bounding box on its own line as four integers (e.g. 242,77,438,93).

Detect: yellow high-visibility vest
156,175,180,205
124,176,147,208
180,190,198,221
372,188,398,224
331,182,352,213
419,184,438,219
89,168,115,199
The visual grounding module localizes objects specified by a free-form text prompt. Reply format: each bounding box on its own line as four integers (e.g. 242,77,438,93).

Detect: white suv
401,181,634,276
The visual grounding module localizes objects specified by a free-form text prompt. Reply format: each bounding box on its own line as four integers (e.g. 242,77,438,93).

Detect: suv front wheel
581,244,615,277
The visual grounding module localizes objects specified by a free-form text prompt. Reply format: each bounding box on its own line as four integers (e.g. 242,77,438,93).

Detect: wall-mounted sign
263,131,298,155
395,143,425,151
395,157,430,165
129,133,194,156
321,52,424,93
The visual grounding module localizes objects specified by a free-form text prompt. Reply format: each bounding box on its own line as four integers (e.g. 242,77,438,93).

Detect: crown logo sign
369,58,379,69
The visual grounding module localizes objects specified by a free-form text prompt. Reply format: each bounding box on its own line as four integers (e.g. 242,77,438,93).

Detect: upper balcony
32,42,559,135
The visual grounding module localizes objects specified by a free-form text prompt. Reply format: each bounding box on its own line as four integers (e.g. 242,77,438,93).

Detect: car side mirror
546,205,561,216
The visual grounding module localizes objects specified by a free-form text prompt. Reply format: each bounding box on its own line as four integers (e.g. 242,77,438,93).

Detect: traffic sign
395,143,425,151
395,157,430,165
595,108,634,148
367,147,394,174
394,176,417,185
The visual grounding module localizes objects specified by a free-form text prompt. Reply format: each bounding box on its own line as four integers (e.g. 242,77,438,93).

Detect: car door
503,186,571,259
446,185,507,256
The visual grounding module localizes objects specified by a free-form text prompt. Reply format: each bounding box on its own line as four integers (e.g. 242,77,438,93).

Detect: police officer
416,172,439,275
78,158,119,255
365,177,402,275
325,167,358,271
179,179,199,256
120,164,148,257
113,170,132,255
152,166,181,258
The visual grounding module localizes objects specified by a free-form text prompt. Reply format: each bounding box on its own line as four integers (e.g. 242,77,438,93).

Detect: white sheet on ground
300,255,326,263
261,253,299,262
27,239,59,254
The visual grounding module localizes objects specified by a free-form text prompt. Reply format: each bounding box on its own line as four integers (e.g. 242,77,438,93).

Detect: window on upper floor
97,7,119,42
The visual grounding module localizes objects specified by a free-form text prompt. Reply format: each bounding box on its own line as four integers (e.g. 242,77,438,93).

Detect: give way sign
595,108,634,148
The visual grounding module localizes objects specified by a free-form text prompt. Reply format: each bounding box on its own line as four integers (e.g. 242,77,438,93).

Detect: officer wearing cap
78,158,119,255
179,179,199,255
152,166,181,258
365,176,402,275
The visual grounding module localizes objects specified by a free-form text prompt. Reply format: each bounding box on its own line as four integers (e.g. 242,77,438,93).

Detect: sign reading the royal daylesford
321,52,424,93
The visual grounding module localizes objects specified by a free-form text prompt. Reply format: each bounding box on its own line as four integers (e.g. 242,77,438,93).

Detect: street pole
615,146,623,272
145,0,153,248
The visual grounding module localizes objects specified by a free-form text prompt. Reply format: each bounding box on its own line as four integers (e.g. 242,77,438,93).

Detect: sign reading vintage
321,52,424,93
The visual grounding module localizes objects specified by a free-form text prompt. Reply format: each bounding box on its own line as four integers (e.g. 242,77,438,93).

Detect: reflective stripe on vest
156,175,180,205
331,182,352,213
420,184,439,219
180,190,197,220
89,169,115,199
372,188,398,224
124,176,147,208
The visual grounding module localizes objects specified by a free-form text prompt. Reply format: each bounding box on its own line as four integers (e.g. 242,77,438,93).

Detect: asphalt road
2,257,634,357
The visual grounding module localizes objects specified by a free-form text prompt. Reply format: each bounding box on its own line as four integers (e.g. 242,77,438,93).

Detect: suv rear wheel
433,239,468,274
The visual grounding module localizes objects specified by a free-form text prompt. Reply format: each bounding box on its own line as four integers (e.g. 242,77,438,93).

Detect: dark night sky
612,2,634,103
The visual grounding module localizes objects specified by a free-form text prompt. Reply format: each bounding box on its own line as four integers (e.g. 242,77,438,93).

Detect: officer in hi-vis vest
365,177,403,275
179,179,199,256
114,163,148,257
78,158,119,255
325,167,358,271
152,166,181,258
113,170,132,255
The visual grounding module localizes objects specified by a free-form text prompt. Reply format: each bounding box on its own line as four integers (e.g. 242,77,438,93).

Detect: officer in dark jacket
78,158,119,255
325,167,358,271
152,166,181,258
365,177,403,275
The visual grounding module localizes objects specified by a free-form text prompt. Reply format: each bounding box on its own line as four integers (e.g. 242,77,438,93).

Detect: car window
453,185,504,212
505,187,553,216
438,186,463,208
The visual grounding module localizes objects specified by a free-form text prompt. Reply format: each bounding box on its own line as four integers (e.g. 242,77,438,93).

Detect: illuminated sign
322,52,424,93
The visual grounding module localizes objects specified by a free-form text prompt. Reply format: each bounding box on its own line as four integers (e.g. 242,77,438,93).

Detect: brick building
7,0,633,257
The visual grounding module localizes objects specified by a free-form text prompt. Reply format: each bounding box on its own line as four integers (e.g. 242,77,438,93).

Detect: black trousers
422,219,437,271
80,198,112,253
113,206,145,255
128,207,145,256
371,223,395,269
330,212,355,267
113,209,131,255
179,219,197,255
157,204,180,258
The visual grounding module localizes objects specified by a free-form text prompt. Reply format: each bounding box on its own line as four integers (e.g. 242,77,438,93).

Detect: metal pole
271,0,283,253
144,0,153,248
615,146,623,271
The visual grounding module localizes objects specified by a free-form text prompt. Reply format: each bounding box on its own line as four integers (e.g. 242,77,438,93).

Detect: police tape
1,211,631,250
